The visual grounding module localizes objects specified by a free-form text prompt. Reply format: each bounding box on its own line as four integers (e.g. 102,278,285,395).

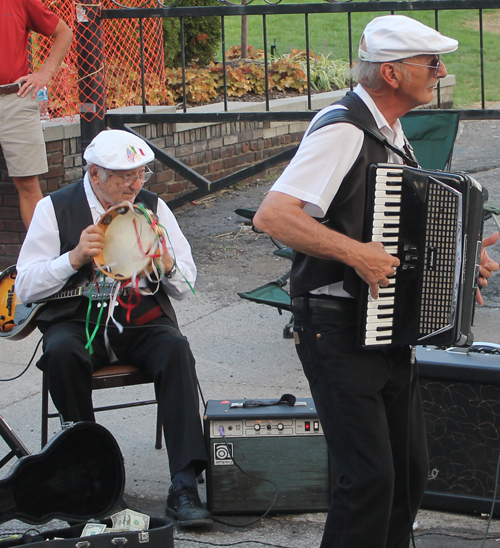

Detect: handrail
95,0,500,207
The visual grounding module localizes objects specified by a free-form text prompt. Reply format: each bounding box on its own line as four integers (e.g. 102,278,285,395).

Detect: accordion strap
308,108,419,169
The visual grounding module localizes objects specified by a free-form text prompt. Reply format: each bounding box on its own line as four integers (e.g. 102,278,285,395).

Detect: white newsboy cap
84,129,155,170
359,15,458,63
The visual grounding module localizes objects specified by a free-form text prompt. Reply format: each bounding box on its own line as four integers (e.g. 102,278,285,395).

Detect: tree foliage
162,0,222,68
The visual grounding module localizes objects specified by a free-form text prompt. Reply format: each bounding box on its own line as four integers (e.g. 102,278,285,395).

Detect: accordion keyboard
360,164,484,349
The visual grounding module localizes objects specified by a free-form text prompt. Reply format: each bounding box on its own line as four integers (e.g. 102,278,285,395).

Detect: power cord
407,352,417,548
0,336,42,382
478,444,500,548
209,426,279,528
173,538,295,548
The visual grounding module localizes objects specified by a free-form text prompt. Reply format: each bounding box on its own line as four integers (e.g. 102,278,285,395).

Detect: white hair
351,58,411,89
85,164,109,182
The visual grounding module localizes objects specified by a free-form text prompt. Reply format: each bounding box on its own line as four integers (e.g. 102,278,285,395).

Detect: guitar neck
46,287,85,300
42,283,118,303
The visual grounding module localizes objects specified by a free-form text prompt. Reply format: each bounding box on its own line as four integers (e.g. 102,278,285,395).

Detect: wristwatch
166,264,177,279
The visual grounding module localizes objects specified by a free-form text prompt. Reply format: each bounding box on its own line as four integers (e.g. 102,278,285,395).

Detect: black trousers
37,317,207,479
292,302,428,548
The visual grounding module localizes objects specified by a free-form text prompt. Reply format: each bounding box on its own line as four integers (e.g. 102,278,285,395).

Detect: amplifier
417,344,500,516
203,398,334,515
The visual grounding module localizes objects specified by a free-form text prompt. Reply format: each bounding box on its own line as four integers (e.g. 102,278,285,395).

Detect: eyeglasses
397,55,441,77
109,166,153,186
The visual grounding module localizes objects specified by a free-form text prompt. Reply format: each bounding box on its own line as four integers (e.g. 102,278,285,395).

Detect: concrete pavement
2,118,500,547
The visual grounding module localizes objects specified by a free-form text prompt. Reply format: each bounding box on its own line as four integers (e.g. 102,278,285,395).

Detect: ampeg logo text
213,442,234,465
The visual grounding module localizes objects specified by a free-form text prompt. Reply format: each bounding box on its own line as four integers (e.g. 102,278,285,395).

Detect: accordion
359,164,486,349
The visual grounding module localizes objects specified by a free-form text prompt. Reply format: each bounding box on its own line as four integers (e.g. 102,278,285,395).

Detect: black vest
37,180,178,326
290,92,389,299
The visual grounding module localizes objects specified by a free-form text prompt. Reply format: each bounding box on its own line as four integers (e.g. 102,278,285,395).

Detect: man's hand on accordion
353,241,400,300
477,232,500,305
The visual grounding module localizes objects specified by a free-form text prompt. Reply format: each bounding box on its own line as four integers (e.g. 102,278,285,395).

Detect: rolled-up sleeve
156,199,197,300
16,197,77,304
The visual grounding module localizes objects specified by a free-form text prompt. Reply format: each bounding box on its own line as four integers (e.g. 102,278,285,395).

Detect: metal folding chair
41,364,163,448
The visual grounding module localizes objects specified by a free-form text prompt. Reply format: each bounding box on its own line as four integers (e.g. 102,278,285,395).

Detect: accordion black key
359,163,486,349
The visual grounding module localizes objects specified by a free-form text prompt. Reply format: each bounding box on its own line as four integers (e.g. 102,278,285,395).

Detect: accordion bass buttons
402,244,419,269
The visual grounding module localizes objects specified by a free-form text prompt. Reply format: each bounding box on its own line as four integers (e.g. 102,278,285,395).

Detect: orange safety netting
31,0,167,122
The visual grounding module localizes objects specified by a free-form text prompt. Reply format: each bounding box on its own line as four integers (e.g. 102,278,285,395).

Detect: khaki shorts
0,93,48,178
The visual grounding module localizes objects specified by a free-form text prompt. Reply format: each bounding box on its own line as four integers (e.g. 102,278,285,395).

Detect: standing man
0,0,73,227
15,130,211,528
254,15,499,548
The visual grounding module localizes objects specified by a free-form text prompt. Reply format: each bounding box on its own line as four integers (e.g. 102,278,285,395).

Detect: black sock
171,463,198,491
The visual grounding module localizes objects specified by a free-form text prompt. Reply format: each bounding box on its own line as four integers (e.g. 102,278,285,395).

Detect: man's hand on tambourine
161,250,175,277
477,231,500,305
69,225,105,271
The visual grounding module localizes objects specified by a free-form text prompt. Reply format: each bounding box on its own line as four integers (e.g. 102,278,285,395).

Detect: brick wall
0,116,307,270
0,76,454,270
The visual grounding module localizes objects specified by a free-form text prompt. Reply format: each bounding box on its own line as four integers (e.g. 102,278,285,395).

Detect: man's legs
111,322,210,526
12,175,43,228
292,304,427,548
385,361,428,548
37,321,107,422
0,93,47,229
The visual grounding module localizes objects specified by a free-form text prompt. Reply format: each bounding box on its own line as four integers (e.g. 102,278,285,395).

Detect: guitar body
0,265,122,341
0,266,42,341
0,422,125,525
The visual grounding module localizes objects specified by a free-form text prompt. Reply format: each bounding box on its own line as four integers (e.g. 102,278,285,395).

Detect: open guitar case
0,422,173,548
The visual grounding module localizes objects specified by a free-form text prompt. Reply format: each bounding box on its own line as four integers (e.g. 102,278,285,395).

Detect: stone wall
0,75,455,270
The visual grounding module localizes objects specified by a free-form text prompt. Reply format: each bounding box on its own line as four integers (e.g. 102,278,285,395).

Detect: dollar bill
81,523,107,537
111,509,150,531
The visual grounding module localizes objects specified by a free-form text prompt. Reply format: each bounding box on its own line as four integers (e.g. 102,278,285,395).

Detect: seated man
16,129,211,528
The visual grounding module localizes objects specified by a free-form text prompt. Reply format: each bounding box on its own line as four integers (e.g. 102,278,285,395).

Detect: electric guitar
0,266,118,341
0,421,125,524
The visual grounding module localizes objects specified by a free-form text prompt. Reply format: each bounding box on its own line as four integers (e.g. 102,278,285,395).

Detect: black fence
85,0,500,207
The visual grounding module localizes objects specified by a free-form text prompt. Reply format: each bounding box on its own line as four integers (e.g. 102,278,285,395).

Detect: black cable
173,538,294,548
414,531,500,541
407,350,417,548
478,443,500,548
197,379,206,410
0,336,42,382
210,427,279,528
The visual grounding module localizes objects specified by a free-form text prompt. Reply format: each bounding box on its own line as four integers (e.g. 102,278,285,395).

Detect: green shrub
273,50,350,92
302,53,350,92
162,0,222,68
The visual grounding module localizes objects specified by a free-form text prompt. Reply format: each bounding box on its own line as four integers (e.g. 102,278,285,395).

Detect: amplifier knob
254,424,261,431
277,423,284,431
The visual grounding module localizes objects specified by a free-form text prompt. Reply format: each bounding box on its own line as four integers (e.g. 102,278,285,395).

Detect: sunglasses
397,55,441,77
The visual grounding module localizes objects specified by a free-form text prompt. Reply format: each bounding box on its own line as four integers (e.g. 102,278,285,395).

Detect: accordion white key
359,164,486,349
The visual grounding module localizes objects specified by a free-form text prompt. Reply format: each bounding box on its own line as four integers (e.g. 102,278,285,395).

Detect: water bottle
37,87,50,123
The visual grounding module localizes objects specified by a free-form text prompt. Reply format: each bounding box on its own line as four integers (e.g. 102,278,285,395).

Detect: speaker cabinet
204,398,333,515
417,344,500,516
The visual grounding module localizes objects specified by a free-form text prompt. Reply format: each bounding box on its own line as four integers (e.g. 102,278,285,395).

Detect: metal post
76,1,106,153
0,414,29,470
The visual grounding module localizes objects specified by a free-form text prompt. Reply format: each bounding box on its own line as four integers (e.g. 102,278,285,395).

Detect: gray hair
351,58,411,89
85,163,109,182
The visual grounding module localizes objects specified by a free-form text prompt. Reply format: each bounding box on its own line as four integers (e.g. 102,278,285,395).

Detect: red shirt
0,0,60,85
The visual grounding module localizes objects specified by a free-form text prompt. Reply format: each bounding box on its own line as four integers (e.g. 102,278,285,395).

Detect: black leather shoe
165,482,212,527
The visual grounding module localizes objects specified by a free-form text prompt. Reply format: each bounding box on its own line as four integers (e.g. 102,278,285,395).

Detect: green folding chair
401,111,460,171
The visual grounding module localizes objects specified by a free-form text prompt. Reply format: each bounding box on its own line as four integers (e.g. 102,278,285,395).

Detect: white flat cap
84,129,155,170
359,15,458,63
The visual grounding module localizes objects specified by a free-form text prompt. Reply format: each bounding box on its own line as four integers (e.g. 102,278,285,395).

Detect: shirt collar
83,172,107,221
354,84,405,149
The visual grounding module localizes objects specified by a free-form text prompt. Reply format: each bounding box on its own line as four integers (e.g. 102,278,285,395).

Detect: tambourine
94,202,166,281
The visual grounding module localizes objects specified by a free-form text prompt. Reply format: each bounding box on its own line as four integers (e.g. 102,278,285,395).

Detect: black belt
0,83,20,96
292,295,357,312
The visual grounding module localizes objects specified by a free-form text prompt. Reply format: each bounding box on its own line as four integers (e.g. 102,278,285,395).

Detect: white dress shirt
270,85,407,298
16,174,196,304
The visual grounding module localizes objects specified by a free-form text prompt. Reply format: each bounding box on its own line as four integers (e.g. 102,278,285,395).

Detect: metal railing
87,0,500,207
